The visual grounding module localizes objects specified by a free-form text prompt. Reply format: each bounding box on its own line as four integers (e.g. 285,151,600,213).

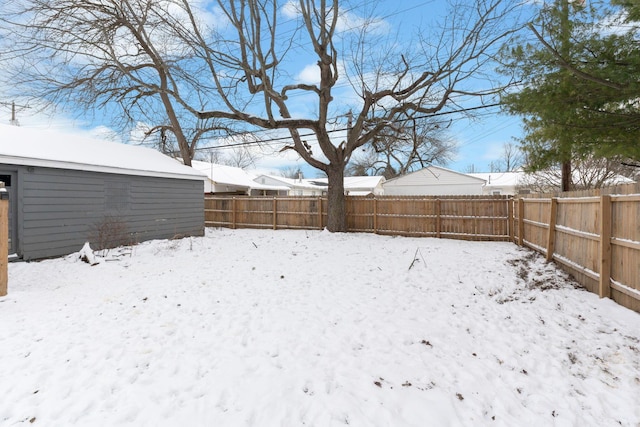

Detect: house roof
384,166,486,185
307,176,385,189
468,172,522,187
0,124,205,181
191,161,289,191
255,175,321,190
469,170,635,188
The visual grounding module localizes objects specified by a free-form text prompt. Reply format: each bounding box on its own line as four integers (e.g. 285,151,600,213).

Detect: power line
0,101,30,126
193,103,501,152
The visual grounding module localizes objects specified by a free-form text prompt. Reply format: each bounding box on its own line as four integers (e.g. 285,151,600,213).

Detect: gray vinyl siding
15,166,203,260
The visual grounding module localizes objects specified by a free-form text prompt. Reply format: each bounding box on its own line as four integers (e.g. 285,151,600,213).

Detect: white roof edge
383,166,487,184
250,183,291,191
0,124,206,181
0,155,206,181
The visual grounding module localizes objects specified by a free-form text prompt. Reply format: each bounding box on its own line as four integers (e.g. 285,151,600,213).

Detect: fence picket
206,195,512,241
546,198,558,261
599,195,612,298
204,183,639,313
518,182,639,313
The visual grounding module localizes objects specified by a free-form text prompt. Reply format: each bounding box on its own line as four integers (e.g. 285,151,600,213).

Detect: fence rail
205,195,513,241
515,183,640,313
205,184,640,313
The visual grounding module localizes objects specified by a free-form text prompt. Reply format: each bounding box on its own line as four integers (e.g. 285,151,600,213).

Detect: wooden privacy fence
205,195,513,241
206,186,640,313
515,186,640,313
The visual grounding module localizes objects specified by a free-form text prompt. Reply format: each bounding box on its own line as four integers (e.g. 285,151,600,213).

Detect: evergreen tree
501,0,640,187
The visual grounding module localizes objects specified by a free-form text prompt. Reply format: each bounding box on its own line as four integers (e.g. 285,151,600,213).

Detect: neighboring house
469,170,636,195
253,175,324,196
251,175,385,196
468,171,524,195
383,166,485,196
192,161,289,195
0,124,206,260
308,176,386,196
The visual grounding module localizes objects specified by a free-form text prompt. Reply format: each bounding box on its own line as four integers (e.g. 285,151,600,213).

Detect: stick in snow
408,247,427,271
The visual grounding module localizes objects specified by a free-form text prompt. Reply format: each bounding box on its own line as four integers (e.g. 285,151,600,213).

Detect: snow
77,242,99,266
257,175,322,191
0,124,205,181
1,229,639,426
469,171,635,188
191,160,290,193
312,176,386,189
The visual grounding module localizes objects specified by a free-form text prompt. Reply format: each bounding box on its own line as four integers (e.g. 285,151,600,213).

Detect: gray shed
0,124,206,260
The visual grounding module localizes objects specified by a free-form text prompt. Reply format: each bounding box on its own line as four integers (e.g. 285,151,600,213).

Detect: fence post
232,197,237,229
0,182,8,297
546,198,558,261
508,198,514,243
272,197,277,230
318,197,323,230
518,198,525,246
436,198,441,238
373,197,378,234
599,195,612,298
473,198,478,237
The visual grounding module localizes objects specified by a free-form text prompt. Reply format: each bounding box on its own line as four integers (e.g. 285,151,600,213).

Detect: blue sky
0,0,530,176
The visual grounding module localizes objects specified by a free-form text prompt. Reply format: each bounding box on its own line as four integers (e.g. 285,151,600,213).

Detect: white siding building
253,175,323,196
192,161,289,195
469,170,637,195
309,176,386,196
468,172,522,195
382,166,485,196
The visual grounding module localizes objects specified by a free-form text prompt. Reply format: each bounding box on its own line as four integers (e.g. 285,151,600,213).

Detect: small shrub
88,216,132,251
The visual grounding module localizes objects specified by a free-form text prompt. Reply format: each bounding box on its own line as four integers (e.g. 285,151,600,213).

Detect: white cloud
281,1,300,19
279,2,389,35
296,63,320,85
481,141,507,161
336,11,390,35
86,125,121,141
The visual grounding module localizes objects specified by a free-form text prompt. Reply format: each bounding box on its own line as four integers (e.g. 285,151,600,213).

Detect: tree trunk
561,159,571,192
158,72,192,166
325,166,347,232
559,0,571,193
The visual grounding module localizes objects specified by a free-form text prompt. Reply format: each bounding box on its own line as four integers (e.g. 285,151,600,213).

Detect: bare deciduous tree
518,156,635,193
489,142,524,172
194,0,523,230
223,146,258,169
194,132,261,168
195,146,258,169
2,0,523,231
465,164,479,173
346,117,457,178
280,166,304,180
0,0,229,165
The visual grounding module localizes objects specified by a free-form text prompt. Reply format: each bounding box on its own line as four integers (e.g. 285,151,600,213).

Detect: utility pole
0,101,29,126
10,102,18,126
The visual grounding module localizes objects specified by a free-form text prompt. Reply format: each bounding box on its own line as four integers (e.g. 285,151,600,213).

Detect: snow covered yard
1,229,639,427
